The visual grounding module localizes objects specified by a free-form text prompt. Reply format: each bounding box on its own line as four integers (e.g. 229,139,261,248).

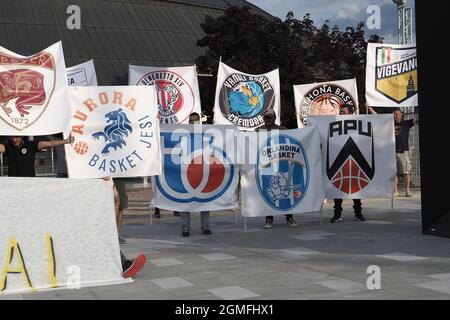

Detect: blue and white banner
308,115,395,199
65,86,161,178
238,126,325,217
154,124,238,212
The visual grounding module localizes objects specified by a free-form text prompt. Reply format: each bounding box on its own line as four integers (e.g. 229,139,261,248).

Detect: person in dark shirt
256,109,299,229
393,108,418,197
0,135,73,177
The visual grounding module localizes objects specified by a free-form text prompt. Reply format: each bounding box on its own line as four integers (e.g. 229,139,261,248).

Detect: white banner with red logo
366,43,418,107
238,127,325,217
129,65,202,124
294,79,359,127
0,177,128,295
308,115,395,199
213,62,280,131
153,124,239,212
65,86,162,178
67,59,98,86
0,41,70,135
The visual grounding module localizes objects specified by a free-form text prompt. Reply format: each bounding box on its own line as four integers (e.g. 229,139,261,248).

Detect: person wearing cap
255,109,299,229
0,134,74,177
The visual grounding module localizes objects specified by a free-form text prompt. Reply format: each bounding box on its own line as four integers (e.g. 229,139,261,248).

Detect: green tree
196,6,382,128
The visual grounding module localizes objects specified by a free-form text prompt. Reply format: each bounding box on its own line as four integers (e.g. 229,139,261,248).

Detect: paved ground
3,189,450,300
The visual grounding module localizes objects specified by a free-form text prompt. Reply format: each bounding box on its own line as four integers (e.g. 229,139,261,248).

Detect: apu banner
213,62,280,131
366,43,418,107
308,115,395,199
0,41,70,135
66,59,98,86
238,127,325,217
294,78,359,127
0,177,127,295
66,86,161,178
129,65,202,124
154,124,239,212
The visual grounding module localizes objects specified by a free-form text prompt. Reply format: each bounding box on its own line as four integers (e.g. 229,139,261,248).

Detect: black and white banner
66,60,98,86
308,115,395,199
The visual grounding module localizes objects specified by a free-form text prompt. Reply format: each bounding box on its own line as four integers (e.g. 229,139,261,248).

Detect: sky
247,0,416,44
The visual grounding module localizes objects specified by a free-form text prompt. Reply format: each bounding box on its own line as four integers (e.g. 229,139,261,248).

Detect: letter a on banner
0,41,70,135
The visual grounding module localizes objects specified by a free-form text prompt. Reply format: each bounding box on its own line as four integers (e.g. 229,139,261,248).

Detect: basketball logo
330,157,371,195
74,141,88,155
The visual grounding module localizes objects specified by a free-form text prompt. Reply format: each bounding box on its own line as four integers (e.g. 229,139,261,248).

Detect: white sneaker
405,190,413,197
393,192,400,198
287,218,298,228
264,220,273,229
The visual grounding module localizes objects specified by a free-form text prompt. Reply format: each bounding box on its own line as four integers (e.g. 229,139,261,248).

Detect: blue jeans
180,211,210,231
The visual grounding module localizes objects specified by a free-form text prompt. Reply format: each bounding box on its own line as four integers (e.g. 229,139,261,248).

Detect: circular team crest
219,73,275,129
136,71,194,124
156,145,235,203
256,134,310,211
300,84,356,124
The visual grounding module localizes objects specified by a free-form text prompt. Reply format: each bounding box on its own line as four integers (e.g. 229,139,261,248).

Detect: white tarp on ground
0,177,128,295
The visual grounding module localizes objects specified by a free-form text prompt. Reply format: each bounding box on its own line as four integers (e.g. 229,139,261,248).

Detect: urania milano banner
294,78,359,127
213,62,280,131
366,43,418,107
66,86,161,178
238,127,324,217
66,59,98,86
129,65,202,124
154,124,238,212
0,41,70,135
0,177,127,295
308,115,395,199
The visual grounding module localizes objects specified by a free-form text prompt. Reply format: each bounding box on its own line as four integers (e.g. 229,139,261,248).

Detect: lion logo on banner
92,109,133,155
0,69,46,117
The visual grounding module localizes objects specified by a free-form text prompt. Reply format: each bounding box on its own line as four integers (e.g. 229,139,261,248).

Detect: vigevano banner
308,115,395,199
366,43,418,107
0,41,70,135
67,59,98,86
294,78,359,127
238,126,325,217
0,177,128,295
129,65,202,124
66,86,162,178
154,124,239,212
213,61,280,131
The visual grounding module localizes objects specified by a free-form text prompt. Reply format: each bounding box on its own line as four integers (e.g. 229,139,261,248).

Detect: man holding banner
256,109,298,229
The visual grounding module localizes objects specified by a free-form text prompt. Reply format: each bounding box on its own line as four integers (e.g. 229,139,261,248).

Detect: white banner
0,177,127,295
0,41,70,135
66,59,98,86
66,86,162,178
294,78,359,127
308,115,395,199
366,43,418,107
154,124,238,211
213,62,280,131
238,127,325,217
129,65,201,124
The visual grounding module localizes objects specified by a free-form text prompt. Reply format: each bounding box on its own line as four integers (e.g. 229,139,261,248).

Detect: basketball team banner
66,86,162,178
238,126,325,217
213,62,280,131
294,78,359,127
0,41,70,135
366,43,418,107
0,177,128,295
67,59,98,86
154,124,239,211
129,65,201,124
308,115,396,199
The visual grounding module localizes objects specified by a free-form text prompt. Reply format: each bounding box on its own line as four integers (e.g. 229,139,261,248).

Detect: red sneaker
123,254,147,279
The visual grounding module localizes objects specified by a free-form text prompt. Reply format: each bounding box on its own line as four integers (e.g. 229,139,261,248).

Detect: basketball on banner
256,134,309,211
156,131,235,203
